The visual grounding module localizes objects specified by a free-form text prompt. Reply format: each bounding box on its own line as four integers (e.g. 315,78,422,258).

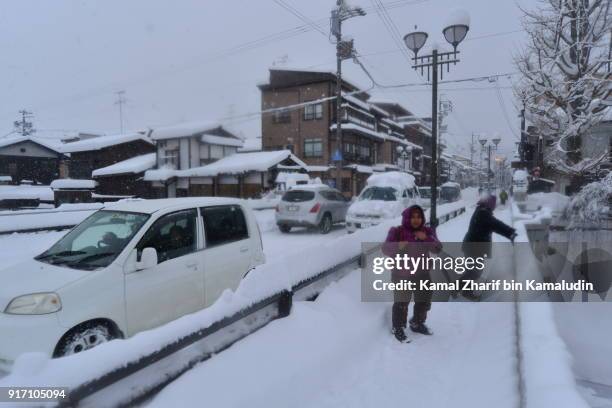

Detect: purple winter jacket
382,205,442,279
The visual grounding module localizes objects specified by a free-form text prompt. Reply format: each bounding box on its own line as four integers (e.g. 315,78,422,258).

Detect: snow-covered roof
150,121,223,140
92,153,156,177
306,165,330,172
330,123,420,149
275,172,310,183
0,175,11,182
344,164,374,174
60,133,152,153
106,197,243,215
331,123,386,142
0,136,63,153
177,150,307,177
441,181,461,188
50,179,97,190
238,137,262,152
373,163,400,172
143,166,177,182
201,134,244,147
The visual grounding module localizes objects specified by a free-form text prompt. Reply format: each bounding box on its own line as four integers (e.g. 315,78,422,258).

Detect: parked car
275,185,350,234
440,181,461,203
0,197,265,369
346,172,420,233
417,186,440,208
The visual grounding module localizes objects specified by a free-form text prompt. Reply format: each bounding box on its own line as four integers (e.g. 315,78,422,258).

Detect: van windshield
360,187,397,201
36,210,149,270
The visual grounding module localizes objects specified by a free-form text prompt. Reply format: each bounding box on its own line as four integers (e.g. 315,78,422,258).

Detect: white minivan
345,172,420,232
0,197,264,370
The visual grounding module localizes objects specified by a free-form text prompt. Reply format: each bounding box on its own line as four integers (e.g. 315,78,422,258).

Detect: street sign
332,149,343,161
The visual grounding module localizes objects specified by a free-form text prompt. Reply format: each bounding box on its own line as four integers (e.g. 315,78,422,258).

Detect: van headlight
4,293,62,315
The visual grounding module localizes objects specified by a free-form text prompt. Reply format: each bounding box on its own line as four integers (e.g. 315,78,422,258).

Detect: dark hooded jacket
382,205,442,279
462,195,515,257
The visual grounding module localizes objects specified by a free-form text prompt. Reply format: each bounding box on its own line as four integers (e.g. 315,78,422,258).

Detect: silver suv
275,185,350,234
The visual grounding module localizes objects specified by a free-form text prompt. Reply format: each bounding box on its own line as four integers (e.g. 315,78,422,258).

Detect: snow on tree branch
514,0,612,176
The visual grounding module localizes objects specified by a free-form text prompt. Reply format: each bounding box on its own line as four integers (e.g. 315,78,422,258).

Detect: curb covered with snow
512,204,589,408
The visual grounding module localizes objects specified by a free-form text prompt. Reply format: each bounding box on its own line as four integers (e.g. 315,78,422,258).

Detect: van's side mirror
136,247,158,270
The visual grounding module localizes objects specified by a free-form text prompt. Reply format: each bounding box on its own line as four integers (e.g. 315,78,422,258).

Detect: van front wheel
54,321,117,357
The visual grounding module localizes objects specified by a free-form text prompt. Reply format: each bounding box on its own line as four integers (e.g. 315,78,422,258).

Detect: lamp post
403,12,469,227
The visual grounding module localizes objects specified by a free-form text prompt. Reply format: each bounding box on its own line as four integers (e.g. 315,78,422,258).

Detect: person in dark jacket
461,195,516,300
383,205,442,342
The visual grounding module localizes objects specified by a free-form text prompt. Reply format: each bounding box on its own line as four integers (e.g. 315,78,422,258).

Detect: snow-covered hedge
565,172,612,228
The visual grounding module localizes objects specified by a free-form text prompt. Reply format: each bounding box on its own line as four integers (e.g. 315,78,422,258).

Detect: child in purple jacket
383,205,442,343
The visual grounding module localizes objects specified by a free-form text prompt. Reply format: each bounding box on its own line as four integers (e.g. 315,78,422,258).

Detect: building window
272,109,291,124
161,149,179,167
304,103,323,120
159,140,167,148
304,139,322,157
223,146,237,156
210,145,224,159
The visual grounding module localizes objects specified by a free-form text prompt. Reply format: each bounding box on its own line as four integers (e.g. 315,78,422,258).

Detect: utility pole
519,103,526,164
334,1,343,192
14,110,35,136
330,1,365,194
114,90,127,134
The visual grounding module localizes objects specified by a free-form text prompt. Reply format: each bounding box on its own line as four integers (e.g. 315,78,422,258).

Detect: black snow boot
392,327,409,343
409,320,433,335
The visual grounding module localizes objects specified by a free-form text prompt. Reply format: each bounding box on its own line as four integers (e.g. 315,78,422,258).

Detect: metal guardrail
50,205,466,408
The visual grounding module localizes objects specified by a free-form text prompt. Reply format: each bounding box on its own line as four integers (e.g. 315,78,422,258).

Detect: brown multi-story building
259,68,425,196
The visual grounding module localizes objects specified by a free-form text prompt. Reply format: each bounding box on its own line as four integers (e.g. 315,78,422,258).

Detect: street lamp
403,12,470,227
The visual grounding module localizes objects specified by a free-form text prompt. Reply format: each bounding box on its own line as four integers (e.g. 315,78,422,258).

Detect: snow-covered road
148,200,521,408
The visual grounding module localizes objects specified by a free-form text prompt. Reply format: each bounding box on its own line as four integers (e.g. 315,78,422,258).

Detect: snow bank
520,303,589,408
512,212,589,408
50,179,97,190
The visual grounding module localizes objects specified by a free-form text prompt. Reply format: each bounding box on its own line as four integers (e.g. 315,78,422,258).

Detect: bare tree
515,0,612,176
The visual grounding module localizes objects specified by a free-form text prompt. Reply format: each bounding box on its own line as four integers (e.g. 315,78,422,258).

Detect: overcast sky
0,0,533,158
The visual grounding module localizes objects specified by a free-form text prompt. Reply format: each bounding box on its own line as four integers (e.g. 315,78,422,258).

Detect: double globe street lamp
403,10,469,227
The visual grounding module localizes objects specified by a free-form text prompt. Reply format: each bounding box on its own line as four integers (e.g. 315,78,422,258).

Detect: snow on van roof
441,181,460,188
92,153,156,177
366,171,415,190
105,197,244,214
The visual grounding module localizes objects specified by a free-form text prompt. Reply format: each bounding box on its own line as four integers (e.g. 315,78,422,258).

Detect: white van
345,172,420,232
0,197,264,369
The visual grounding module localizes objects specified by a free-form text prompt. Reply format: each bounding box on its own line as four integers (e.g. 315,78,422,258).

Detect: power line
369,0,414,64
